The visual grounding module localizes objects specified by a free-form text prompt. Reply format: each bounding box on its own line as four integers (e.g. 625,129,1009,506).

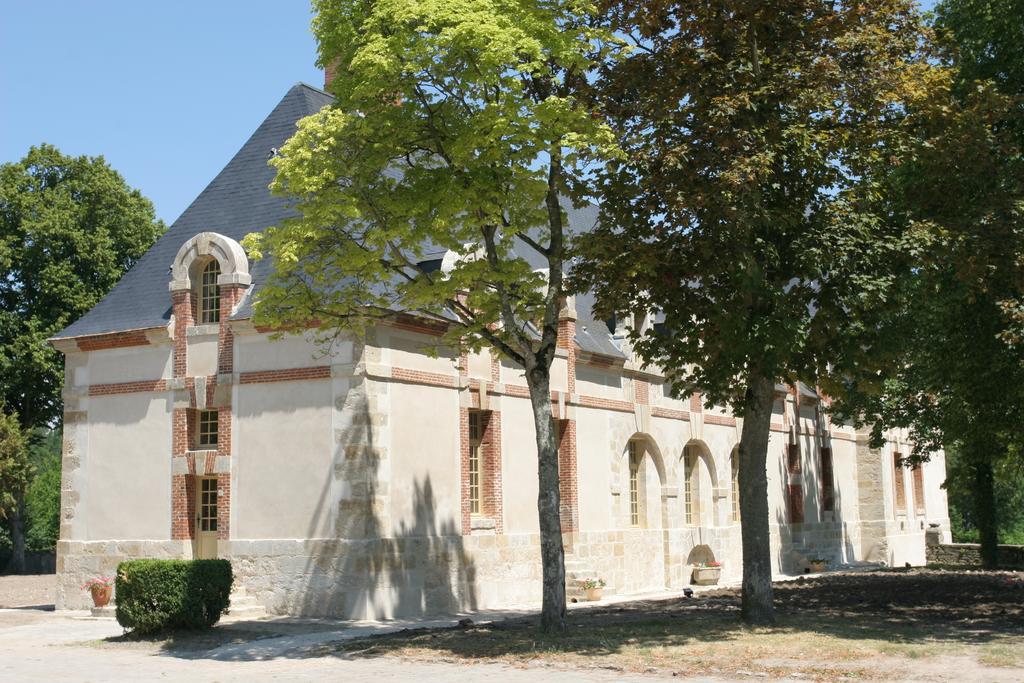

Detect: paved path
0,608,726,682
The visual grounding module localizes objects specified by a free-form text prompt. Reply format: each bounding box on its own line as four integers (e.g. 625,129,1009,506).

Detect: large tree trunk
8,503,27,574
737,374,776,625
971,456,999,569
526,363,567,632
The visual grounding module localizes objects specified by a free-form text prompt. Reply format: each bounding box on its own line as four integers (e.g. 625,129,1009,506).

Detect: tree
244,0,618,632
827,2,1024,568
0,144,165,570
577,0,932,624
25,429,61,551
0,409,30,571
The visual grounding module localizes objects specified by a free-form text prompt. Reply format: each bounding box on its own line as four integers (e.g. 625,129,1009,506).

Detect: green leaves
576,0,935,409
0,144,165,430
250,0,618,366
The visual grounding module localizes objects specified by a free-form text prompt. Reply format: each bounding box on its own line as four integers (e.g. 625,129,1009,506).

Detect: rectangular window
628,441,640,527
468,411,483,515
199,477,218,532
912,465,925,515
787,484,805,524
787,443,801,474
893,453,907,514
198,410,218,448
820,447,835,513
731,453,741,523
200,260,221,324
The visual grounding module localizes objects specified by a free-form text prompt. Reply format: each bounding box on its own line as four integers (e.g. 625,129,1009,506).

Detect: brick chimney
324,61,337,91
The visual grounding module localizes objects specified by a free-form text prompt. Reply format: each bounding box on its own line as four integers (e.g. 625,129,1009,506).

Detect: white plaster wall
85,393,172,539
87,344,172,384
234,380,335,539
235,332,348,373
379,329,458,374
466,350,491,380
388,382,461,536
831,439,861,524
576,407,613,530
499,359,528,387
187,334,218,377
500,397,540,533
575,364,623,400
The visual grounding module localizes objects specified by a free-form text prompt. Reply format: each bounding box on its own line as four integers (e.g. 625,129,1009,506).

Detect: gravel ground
0,574,54,610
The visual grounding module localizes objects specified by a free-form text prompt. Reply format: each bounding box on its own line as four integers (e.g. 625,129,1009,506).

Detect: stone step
226,593,266,619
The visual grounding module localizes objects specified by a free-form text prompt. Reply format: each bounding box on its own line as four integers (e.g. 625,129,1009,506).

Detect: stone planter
692,567,721,586
584,587,603,601
809,560,828,573
90,584,112,608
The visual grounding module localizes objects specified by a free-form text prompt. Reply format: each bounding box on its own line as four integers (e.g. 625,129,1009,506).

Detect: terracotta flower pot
90,584,112,608
584,587,603,601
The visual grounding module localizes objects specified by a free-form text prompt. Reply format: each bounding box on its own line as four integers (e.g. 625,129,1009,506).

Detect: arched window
199,260,221,324
628,441,643,527
731,450,741,523
683,446,698,525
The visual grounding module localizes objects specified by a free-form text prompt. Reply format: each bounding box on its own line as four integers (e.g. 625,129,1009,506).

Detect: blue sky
2,1,938,226
1,1,322,224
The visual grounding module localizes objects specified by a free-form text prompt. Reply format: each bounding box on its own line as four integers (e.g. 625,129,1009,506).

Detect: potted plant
82,576,115,608
691,561,722,585
809,558,828,573
580,577,606,601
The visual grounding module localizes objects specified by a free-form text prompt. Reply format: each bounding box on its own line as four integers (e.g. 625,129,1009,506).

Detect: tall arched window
628,441,643,527
683,446,697,525
199,260,221,324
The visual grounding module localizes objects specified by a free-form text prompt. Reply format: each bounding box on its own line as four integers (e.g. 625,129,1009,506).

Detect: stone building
51,82,952,617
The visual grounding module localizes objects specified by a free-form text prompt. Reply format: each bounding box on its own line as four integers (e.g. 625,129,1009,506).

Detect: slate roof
56,83,334,340
56,82,625,359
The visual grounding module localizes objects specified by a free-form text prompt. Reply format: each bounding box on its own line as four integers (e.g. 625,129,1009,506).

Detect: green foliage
0,409,29,521
935,0,1024,97
115,559,233,635
0,144,165,431
946,444,1024,545
577,0,933,409
25,429,61,551
245,0,618,368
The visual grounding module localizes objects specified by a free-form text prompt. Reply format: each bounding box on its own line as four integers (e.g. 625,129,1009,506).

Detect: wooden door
195,477,218,559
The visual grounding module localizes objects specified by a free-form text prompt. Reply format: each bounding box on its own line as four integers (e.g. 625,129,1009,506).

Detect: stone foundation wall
926,541,1024,568
56,540,193,609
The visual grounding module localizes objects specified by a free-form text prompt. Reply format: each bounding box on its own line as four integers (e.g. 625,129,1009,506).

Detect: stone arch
685,543,716,565
170,232,251,291
681,439,721,527
621,433,667,529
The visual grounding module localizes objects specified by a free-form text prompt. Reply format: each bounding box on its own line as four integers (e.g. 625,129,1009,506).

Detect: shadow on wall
239,366,478,620
774,438,851,574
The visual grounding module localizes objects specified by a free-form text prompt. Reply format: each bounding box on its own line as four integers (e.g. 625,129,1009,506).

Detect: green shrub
115,559,232,634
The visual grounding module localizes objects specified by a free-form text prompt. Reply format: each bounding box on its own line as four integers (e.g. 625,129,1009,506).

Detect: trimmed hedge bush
115,559,232,634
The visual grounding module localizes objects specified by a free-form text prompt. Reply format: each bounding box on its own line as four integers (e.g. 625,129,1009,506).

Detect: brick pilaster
557,419,579,533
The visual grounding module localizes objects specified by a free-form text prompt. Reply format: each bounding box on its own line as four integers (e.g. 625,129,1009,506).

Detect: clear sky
2,1,939,226
1,1,323,225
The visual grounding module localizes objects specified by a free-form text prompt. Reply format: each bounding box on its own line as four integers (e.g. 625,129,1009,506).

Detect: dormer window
199,260,221,324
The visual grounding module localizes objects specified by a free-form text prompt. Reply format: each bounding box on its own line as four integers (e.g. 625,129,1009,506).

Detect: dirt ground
2,570,1022,681
329,569,1024,681
0,574,54,610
